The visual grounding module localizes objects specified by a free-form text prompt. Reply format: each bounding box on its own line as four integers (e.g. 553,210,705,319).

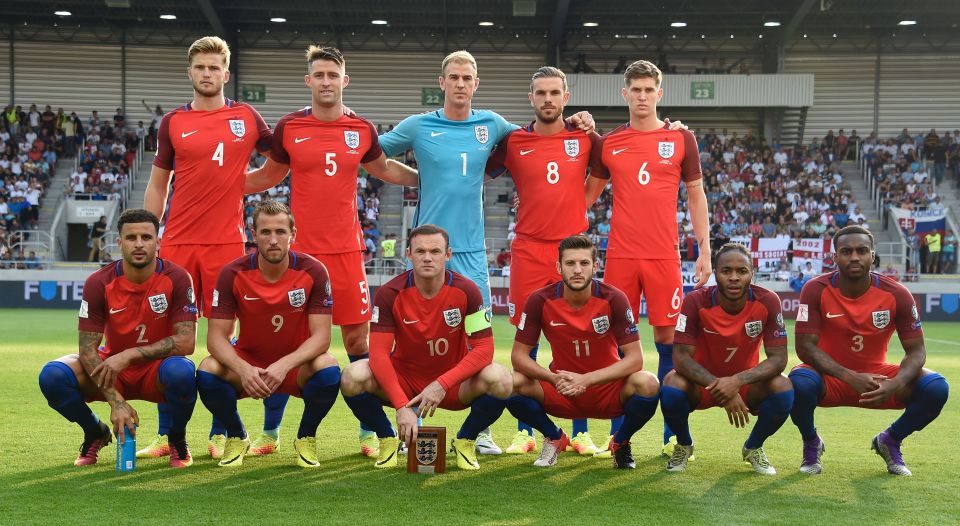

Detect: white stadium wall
0,40,9,104
4,41,959,140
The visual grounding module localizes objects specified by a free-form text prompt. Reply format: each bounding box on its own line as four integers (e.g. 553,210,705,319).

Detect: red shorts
694,385,755,411
234,347,302,397
793,363,905,409
540,379,626,419
160,242,246,317
87,352,167,403
603,258,682,327
305,251,372,326
395,373,467,411
508,238,561,326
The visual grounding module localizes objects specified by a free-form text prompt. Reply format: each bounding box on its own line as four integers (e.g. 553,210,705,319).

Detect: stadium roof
8,0,959,41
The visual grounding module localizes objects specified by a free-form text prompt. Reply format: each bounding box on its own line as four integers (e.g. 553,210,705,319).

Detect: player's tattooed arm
78,330,124,405
673,342,718,387
685,178,712,288
735,344,788,385
128,320,197,361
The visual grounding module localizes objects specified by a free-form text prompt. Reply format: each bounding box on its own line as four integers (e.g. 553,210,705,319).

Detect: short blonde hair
188,36,231,68
441,50,477,76
624,60,662,88
253,201,294,230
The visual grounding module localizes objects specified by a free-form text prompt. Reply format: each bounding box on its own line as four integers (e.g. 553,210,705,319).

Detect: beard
562,275,592,292
534,107,562,124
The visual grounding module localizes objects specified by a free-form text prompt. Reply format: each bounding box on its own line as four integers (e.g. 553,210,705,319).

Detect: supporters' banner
730,235,791,271
793,238,833,273
891,208,947,235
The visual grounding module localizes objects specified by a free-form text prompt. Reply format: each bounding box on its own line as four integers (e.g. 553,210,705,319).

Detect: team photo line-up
36,36,947,475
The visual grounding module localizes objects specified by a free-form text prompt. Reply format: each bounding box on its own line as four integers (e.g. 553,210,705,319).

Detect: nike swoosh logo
826,312,845,318
181,131,198,138
360,308,369,315
375,446,397,466
703,328,720,334
109,307,126,314
549,321,566,327
243,295,260,301
612,148,628,155
294,137,311,143
667,312,680,318
520,149,535,156
430,131,446,137
403,319,419,324
455,447,479,468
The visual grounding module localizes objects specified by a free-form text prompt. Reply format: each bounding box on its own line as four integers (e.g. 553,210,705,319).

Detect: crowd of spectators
574,130,867,280
67,110,140,203
863,128,960,213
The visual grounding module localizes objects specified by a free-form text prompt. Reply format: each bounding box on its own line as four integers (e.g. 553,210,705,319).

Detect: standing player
662,244,794,475
196,201,341,468
38,209,198,468
244,46,419,458
506,235,660,469
378,51,593,454
339,225,513,470
140,36,287,460
485,66,607,455
591,60,711,455
790,226,949,476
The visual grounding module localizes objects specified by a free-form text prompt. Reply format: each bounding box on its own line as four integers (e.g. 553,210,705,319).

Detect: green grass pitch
0,310,956,525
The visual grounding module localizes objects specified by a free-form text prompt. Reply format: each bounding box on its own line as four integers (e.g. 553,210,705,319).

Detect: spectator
24,250,41,269
380,233,397,259
496,248,511,268
87,215,108,262
942,229,957,274
925,229,942,274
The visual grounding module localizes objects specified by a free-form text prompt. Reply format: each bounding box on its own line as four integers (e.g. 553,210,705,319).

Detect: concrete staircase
483,174,515,253
936,174,960,231
36,158,77,233
125,152,154,211
841,160,895,244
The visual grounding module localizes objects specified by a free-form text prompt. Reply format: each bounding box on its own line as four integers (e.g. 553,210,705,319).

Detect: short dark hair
253,201,295,230
530,66,567,92
558,235,597,262
306,45,344,70
117,208,159,234
408,224,450,249
833,225,875,249
714,242,752,266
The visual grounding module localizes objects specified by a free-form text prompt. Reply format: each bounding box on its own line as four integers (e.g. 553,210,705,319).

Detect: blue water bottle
116,425,137,472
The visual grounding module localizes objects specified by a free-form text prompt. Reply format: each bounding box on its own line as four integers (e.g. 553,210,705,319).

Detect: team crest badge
625,308,635,325
344,130,360,149
229,119,246,138
592,315,610,335
508,302,516,318
776,312,785,328
186,287,195,304
148,293,168,314
475,125,489,144
443,308,462,327
416,435,439,464
872,310,891,329
744,320,763,338
288,288,306,308
564,139,580,157
658,141,675,158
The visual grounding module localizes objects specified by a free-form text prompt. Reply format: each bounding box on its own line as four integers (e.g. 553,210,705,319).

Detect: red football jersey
591,123,701,259
154,99,271,246
795,272,923,370
272,110,382,254
674,285,787,378
210,251,333,363
515,280,640,374
78,259,198,356
486,123,602,242
370,270,490,381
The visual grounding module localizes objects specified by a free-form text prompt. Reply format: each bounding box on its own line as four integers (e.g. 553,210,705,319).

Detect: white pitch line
925,338,960,346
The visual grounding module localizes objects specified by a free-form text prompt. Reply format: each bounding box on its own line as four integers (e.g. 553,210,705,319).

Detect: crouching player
506,235,660,469
38,209,199,467
790,226,948,476
196,201,341,468
661,243,794,475
339,225,512,470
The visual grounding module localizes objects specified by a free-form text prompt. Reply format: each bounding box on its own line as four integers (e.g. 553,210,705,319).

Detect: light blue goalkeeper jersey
379,108,518,253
